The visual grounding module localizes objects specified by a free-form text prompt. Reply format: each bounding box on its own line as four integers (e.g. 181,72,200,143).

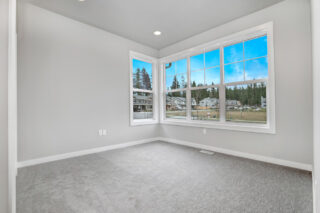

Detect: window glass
169,76,182,90
176,59,187,74
132,59,152,90
226,83,267,123
166,59,187,90
191,88,219,121
133,92,153,119
224,36,268,83
165,62,175,76
224,62,244,83
191,71,204,87
205,67,220,85
177,74,187,88
190,53,204,71
244,36,267,60
166,75,174,90
166,91,187,119
245,57,268,80
205,49,220,68
224,42,243,64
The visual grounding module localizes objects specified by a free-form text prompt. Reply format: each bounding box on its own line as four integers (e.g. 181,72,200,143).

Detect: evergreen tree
171,75,180,90
135,68,141,88
226,83,266,106
141,68,151,90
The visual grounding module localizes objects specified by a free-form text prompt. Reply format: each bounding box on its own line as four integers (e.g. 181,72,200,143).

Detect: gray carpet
17,141,312,213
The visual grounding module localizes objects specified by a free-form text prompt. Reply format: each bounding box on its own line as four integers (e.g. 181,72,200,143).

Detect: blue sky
224,35,268,83
165,35,268,88
133,59,152,76
132,59,153,87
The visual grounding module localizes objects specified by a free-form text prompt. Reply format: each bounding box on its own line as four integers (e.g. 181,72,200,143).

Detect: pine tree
171,75,180,90
141,68,151,90
135,68,141,88
225,83,267,107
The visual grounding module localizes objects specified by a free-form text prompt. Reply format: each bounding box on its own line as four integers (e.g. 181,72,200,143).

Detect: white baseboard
17,137,161,168
18,137,312,172
159,137,313,172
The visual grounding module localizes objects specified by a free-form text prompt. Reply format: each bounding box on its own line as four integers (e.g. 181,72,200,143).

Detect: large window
160,23,275,133
130,51,158,125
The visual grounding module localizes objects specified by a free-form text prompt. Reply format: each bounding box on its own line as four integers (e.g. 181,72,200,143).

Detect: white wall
159,0,313,165
17,3,159,161
0,0,9,211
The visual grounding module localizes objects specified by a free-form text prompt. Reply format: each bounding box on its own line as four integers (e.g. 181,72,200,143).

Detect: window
224,36,268,124
160,22,275,133
130,51,158,125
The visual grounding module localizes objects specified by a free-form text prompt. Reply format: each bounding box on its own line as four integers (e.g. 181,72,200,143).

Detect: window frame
129,51,158,126
159,22,276,134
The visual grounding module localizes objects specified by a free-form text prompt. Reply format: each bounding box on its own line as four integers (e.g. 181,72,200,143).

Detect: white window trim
159,22,276,134
129,51,159,126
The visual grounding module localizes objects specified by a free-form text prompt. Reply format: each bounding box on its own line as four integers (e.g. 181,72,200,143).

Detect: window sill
130,119,159,126
160,119,275,134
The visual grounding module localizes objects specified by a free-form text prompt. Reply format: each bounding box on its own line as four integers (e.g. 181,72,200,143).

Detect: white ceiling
21,0,284,49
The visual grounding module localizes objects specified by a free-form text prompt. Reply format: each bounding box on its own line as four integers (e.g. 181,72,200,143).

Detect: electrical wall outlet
98,129,107,136
98,129,103,136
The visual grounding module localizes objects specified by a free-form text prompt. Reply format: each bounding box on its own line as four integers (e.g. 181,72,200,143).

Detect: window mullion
203,49,206,86
186,57,191,120
189,84,220,91
243,41,246,81
132,88,153,93
224,78,268,86
219,46,226,122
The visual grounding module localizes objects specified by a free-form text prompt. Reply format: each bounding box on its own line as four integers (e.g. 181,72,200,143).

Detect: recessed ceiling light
153,31,162,36
78,0,86,2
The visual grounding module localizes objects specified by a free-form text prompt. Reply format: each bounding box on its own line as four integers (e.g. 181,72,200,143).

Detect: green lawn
166,110,186,119
226,109,266,123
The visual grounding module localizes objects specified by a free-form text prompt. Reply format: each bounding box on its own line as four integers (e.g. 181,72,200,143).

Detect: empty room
1,0,320,212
